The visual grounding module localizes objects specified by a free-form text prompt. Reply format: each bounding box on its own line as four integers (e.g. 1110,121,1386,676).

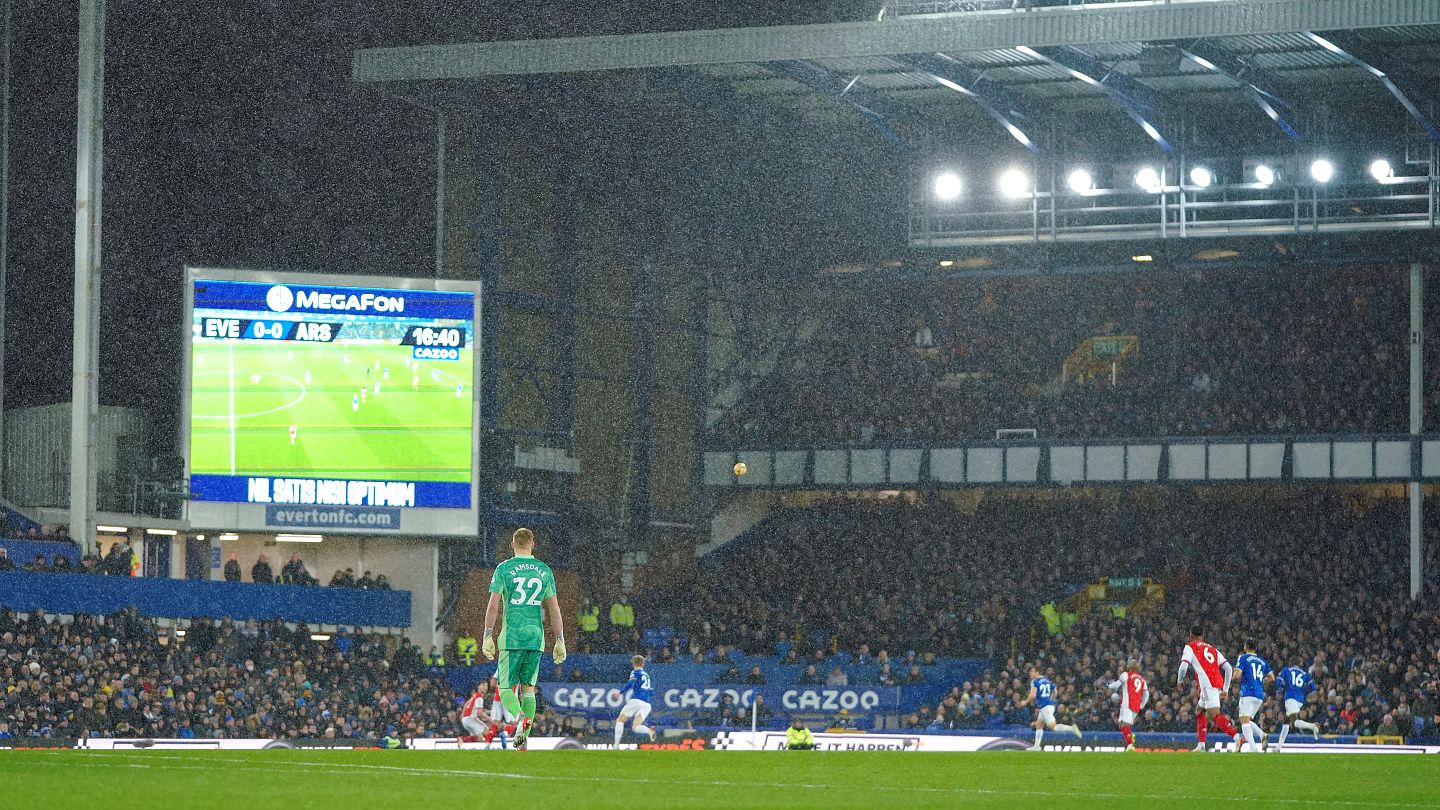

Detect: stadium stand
0,611,450,740
2,492,1436,740
713,268,1408,445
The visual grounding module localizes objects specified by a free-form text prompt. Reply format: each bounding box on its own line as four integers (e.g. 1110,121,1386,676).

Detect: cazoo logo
546,686,885,712
779,689,882,712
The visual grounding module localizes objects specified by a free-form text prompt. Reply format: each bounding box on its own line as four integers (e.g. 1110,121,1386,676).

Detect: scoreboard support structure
68,0,104,556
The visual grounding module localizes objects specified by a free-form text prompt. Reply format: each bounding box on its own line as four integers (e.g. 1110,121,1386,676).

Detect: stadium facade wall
2,404,149,511
0,571,411,627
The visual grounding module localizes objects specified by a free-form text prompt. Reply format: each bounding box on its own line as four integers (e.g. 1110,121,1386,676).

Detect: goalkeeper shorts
497,648,542,689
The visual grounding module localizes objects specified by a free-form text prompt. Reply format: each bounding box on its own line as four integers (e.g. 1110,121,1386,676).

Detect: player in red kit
1177,626,1243,752
1107,659,1148,752
459,686,488,742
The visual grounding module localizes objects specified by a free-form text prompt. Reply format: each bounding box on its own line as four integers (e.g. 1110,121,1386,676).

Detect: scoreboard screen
188,278,476,509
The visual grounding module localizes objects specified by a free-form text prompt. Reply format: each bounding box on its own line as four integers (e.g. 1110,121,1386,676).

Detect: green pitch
190,340,473,481
4,750,1437,809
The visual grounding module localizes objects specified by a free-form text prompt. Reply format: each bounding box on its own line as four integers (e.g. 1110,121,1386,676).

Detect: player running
613,654,657,745
1274,663,1320,751
1021,665,1082,750
1177,626,1244,752
1107,659,1148,752
1235,638,1274,752
482,528,567,750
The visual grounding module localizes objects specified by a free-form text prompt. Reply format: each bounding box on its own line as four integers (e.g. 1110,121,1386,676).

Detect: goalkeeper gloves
482,629,496,661
553,635,567,665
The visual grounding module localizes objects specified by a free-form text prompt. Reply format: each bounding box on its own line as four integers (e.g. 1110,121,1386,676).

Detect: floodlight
1189,166,1213,188
1066,169,1094,194
1309,159,1335,184
1134,167,1163,194
933,172,963,201
1369,159,1394,181
1254,164,1275,186
998,168,1030,199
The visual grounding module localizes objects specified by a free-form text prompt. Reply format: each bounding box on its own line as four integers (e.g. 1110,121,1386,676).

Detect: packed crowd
713,267,1411,444
638,493,1439,738
0,609,455,741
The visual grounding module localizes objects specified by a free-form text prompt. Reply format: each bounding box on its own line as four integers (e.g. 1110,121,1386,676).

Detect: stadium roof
354,0,1440,246
353,0,1440,143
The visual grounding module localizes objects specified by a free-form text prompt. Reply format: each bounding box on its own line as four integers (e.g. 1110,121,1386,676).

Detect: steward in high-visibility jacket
578,602,600,634
456,634,478,666
785,719,816,750
609,596,635,629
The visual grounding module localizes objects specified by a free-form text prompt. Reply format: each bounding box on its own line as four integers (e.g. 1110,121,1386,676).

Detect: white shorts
620,698,652,725
1196,684,1221,711
1284,698,1305,716
1238,696,1263,718
1117,705,1137,726
461,715,489,737
1036,705,1057,727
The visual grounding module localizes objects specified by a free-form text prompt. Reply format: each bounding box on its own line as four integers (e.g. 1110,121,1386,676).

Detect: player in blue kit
613,654,656,745
1021,665,1081,750
1235,639,1273,752
1275,664,1320,751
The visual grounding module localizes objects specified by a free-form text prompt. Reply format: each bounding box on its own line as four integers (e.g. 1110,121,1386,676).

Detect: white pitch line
37,752,1440,809
193,372,308,420
228,340,236,475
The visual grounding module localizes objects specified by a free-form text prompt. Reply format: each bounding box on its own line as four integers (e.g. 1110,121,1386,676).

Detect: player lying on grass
483,527,567,750
613,655,657,745
1107,659,1148,752
460,677,519,746
1021,665,1082,750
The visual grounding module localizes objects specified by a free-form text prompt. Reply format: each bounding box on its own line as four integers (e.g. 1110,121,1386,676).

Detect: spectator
0,548,14,572
746,665,767,685
251,555,274,584
223,553,242,582
26,553,49,573
281,554,316,586
715,665,742,685
356,570,376,589
51,555,71,573
904,665,926,685
103,541,130,576
826,666,849,687
797,664,823,685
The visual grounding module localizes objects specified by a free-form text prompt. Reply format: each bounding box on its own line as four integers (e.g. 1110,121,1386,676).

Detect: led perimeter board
183,268,482,535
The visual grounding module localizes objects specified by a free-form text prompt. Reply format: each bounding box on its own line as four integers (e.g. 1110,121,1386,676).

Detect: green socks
500,687,523,721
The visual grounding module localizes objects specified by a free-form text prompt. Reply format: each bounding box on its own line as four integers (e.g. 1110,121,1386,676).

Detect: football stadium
3,0,1440,808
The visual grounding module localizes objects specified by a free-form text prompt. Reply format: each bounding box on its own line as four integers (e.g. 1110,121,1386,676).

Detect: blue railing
0,571,411,628
0,539,80,569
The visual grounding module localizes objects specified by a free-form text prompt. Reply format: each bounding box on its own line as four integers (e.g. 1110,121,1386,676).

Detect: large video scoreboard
183,269,482,535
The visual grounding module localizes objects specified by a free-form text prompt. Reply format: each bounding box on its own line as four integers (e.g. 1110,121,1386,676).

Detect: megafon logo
267,285,406,314
266,285,295,312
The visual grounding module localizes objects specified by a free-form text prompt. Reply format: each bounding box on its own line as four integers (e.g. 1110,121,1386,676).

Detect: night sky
0,0,889,451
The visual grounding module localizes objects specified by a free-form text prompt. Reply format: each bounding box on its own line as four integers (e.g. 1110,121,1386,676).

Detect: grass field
190,339,473,482
4,750,1437,809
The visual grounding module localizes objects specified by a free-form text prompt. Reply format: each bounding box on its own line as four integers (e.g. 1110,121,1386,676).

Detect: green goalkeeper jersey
489,554,557,651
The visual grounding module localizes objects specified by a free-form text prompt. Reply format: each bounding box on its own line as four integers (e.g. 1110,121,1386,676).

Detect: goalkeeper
483,528,567,750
